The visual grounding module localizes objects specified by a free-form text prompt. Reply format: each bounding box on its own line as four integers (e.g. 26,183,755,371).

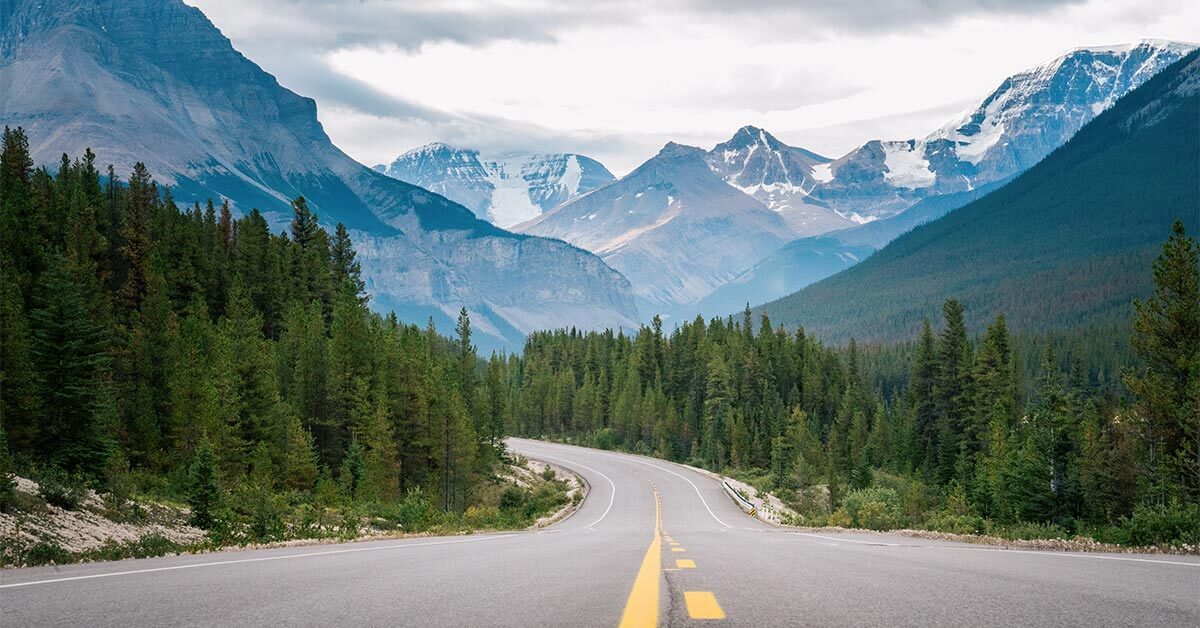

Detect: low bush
925,513,986,535
840,487,906,531
987,521,1069,541
1101,503,1200,546
37,468,88,510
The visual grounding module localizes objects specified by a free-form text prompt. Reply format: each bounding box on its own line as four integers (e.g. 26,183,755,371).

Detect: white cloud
188,0,1200,175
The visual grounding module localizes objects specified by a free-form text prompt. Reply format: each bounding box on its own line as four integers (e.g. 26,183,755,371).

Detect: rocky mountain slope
704,126,851,235
810,39,1195,221
761,50,1200,342
0,0,639,348
697,40,1194,317
375,144,614,228
518,143,794,312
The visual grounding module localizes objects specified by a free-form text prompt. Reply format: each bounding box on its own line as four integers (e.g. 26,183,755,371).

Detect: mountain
704,126,852,235
697,178,1009,317
810,39,1195,222
761,50,1200,343
375,144,615,228
0,0,639,349
518,143,794,312
695,41,1194,317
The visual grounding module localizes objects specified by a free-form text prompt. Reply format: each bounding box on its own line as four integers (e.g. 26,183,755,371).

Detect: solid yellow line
675,559,696,569
684,592,726,620
618,488,662,628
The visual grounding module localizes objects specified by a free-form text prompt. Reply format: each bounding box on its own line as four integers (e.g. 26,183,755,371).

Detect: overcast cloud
186,0,1199,174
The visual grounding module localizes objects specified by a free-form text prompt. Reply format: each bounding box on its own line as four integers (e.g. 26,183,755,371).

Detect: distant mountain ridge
704,126,852,235
375,143,615,228
810,39,1195,221
518,142,794,311
761,50,1200,343
0,0,639,349
693,40,1196,317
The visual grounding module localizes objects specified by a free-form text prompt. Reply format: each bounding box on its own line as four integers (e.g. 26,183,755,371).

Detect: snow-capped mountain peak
377,145,615,228
810,39,1195,221
703,126,849,235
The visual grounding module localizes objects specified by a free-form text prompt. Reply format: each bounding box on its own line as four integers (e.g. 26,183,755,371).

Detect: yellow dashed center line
684,592,726,620
671,547,686,552
675,559,696,569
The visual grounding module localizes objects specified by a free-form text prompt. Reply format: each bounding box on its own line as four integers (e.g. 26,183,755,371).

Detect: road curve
2,438,1198,626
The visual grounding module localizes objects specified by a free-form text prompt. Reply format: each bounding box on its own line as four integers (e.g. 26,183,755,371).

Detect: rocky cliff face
704,126,852,235
0,0,640,348
377,144,614,228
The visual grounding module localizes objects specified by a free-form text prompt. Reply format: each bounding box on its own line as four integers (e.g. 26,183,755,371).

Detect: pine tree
329,222,365,301
187,437,222,529
29,256,113,475
702,355,732,469
117,163,154,320
933,299,973,484
1125,219,1200,501
456,307,477,424
1,127,41,299
281,411,319,491
0,420,15,512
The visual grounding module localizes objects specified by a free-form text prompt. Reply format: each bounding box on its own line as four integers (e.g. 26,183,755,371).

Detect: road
3,438,1198,626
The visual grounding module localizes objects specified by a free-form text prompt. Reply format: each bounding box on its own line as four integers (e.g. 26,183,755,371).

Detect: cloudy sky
187,0,1198,175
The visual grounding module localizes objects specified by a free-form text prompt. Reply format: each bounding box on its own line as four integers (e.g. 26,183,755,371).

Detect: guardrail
722,480,756,517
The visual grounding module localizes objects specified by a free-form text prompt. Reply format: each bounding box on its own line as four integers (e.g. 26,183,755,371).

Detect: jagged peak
1067,39,1197,57
400,141,474,158
654,141,706,160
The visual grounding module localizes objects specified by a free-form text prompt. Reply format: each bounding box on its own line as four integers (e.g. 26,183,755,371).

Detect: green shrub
925,513,986,535
37,467,87,510
498,486,525,512
594,428,616,451
394,487,435,531
1108,503,1200,546
540,466,556,482
465,505,501,528
826,509,852,528
988,521,1069,541
840,487,906,531
23,541,72,566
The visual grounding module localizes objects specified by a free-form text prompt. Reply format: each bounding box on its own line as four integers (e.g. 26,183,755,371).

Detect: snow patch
483,157,542,228
881,142,935,188
810,163,834,183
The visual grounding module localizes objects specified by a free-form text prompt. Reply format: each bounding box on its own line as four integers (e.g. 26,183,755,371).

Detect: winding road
3,438,1198,626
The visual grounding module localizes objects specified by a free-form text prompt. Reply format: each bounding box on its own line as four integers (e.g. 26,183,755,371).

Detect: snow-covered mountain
811,39,1196,220
692,42,1196,318
517,143,794,311
0,0,639,349
375,144,614,228
705,126,853,235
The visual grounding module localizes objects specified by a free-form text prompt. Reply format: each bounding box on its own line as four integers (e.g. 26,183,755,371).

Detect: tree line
0,128,519,537
506,220,1199,542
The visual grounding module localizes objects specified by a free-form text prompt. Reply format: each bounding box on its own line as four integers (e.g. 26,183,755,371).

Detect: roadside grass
0,454,582,568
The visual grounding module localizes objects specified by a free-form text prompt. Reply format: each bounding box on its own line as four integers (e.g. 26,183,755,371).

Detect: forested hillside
505,220,1200,543
0,128,564,556
761,51,1200,344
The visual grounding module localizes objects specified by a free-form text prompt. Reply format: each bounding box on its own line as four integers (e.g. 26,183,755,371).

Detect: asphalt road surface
3,438,1198,626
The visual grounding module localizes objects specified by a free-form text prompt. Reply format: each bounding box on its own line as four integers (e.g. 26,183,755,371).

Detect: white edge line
936,545,1200,567
518,452,616,529
623,457,730,528
795,532,899,546
794,532,1200,566
0,534,516,590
